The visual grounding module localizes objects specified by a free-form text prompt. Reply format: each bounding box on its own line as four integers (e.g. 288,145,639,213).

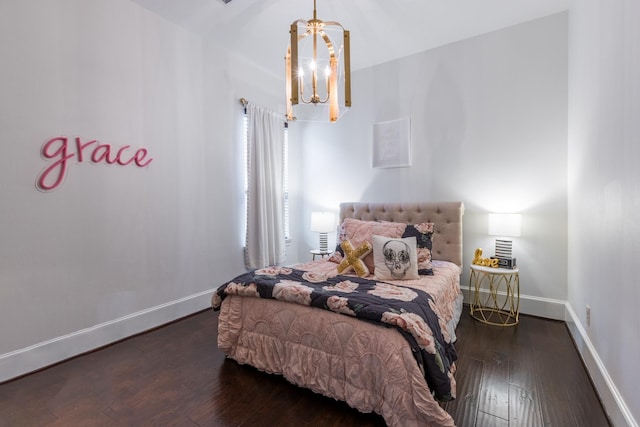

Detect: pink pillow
335,218,406,273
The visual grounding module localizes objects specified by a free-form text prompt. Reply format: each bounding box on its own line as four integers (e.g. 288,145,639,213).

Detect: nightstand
469,264,520,326
310,249,332,260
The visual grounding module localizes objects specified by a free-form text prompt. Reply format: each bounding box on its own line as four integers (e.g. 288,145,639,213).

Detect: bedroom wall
0,0,277,381
567,0,639,425
296,13,569,319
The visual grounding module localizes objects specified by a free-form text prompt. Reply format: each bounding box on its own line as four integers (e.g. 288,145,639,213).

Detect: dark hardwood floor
0,306,610,426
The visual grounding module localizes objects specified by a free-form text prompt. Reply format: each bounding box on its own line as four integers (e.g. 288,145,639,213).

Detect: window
283,122,290,241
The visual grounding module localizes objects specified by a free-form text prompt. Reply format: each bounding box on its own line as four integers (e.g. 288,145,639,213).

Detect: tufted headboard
339,202,465,267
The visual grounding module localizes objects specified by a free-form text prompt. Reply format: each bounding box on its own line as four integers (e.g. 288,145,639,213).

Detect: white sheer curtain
245,102,286,269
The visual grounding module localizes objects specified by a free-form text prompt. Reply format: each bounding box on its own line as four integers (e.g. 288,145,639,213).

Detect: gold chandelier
286,0,351,123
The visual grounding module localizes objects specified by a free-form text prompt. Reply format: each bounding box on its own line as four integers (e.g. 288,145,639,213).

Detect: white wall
0,0,257,381
567,0,640,425
296,13,569,318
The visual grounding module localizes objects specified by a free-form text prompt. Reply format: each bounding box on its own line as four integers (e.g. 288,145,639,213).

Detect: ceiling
131,0,568,75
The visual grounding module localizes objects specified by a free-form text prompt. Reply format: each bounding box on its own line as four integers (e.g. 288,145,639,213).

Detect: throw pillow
402,222,435,275
330,218,406,273
336,239,373,278
372,235,419,280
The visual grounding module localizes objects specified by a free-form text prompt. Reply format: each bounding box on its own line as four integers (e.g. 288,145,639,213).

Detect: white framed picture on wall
372,117,411,168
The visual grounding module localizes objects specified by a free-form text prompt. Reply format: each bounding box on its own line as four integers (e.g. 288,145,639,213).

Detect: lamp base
494,239,513,259
318,232,328,253
491,257,517,269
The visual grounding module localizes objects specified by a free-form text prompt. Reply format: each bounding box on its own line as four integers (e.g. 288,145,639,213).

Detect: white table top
470,264,519,274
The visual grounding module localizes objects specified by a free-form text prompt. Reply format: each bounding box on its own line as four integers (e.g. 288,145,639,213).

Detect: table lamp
311,212,335,253
488,213,521,268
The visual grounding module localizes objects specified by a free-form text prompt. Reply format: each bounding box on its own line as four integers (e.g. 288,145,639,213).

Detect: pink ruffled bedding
214,259,462,426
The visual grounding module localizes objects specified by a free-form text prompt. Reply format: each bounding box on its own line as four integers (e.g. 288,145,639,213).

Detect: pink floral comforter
213,260,461,426
213,266,457,401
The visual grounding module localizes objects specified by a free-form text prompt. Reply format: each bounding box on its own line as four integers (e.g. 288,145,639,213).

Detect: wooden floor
0,306,610,427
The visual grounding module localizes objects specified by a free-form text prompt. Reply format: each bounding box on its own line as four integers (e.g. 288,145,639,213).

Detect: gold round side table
469,264,520,326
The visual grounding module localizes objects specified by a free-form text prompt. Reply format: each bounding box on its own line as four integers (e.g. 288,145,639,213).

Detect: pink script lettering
36,136,153,191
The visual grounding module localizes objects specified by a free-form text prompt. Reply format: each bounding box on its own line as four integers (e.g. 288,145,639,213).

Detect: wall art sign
372,118,411,168
36,136,153,191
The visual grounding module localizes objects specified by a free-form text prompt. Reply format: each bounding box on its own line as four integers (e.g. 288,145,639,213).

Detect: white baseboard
0,289,215,383
460,285,567,320
565,304,638,427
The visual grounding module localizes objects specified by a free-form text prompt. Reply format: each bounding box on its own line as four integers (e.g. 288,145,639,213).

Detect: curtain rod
239,97,288,123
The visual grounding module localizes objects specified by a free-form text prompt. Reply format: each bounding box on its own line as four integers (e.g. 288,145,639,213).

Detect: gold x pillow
337,239,373,277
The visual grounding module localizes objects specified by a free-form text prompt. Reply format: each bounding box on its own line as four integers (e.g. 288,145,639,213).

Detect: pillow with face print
372,235,419,280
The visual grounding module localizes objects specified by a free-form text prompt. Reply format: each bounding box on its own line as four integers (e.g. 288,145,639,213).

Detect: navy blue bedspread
212,266,457,401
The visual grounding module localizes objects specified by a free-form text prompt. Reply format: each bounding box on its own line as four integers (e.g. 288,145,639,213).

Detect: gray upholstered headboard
339,202,465,267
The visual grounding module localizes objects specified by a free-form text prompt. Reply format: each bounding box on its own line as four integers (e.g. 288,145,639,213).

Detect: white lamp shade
488,213,522,237
311,212,335,233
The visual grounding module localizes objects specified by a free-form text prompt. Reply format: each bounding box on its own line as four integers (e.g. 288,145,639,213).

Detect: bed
212,201,464,426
